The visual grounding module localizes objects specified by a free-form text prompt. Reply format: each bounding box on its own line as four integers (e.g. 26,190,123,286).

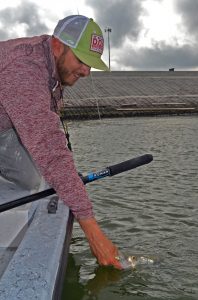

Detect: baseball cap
53,15,109,71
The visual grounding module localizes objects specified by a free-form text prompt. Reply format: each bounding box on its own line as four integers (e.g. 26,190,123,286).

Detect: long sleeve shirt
0,35,93,219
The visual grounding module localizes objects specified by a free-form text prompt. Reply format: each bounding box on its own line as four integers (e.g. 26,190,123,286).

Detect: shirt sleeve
0,56,93,219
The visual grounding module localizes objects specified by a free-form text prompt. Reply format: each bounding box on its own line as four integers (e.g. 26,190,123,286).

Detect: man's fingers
97,253,123,269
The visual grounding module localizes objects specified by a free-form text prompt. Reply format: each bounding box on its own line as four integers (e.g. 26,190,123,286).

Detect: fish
116,252,156,269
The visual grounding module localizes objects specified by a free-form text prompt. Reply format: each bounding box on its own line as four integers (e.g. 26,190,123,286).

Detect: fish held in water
115,251,157,270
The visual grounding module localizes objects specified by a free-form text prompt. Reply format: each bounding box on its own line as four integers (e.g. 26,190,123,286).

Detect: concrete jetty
62,71,198,119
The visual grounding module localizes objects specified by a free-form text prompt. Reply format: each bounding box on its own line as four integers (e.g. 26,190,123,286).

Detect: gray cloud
86,0,198,70
0,1,49,40
174,0,198,39
1,0,197,70
117,42,198,70
85,0,144,47
0,29,9,41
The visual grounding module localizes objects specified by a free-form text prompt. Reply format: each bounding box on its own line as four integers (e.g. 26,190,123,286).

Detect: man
0,15,121,269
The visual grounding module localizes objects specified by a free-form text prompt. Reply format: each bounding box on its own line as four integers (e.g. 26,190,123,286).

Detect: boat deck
0,176,73,300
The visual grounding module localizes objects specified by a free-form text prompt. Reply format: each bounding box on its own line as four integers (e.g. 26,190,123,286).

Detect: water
62,116,198,300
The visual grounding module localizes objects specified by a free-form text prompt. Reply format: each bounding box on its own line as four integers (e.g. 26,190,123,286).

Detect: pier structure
62,71,198,119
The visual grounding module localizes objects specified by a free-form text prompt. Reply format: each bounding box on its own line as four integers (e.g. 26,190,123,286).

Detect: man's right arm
79,217,122,269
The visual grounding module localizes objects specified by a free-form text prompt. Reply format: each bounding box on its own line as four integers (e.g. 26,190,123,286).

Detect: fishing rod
0,154,153,213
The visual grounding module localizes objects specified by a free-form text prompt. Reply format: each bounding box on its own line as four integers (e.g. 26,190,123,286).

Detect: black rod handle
108,154,153,176
81,154,153,184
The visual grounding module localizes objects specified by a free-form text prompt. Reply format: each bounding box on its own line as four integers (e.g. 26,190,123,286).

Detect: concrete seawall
62,71,198,120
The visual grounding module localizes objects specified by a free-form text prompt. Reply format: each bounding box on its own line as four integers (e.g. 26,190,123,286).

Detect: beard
56,53,71,86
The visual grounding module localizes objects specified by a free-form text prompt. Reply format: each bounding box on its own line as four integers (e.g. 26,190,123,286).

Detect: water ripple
63,116,198,300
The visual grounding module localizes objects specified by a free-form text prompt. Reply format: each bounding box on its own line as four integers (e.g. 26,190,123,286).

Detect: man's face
56,47,91,86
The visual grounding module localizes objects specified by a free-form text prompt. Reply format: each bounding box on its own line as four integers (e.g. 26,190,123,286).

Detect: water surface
62,116,198,300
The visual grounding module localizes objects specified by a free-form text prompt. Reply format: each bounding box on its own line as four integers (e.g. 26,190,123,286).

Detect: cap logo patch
90,34,104,54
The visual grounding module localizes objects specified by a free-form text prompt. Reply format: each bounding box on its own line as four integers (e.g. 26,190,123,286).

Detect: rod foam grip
108,154,153,176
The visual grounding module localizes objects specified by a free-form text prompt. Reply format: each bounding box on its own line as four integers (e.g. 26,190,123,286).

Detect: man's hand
78,217,122,269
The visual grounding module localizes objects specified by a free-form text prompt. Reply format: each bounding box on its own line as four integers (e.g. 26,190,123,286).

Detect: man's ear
51,37,64,58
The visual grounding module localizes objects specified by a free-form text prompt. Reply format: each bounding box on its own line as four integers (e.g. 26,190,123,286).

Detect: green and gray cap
53,15,109,71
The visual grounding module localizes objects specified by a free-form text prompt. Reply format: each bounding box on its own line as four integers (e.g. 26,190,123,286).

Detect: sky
0,0,198,71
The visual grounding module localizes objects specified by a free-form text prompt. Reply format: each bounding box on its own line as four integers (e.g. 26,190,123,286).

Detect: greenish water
62,116,198,300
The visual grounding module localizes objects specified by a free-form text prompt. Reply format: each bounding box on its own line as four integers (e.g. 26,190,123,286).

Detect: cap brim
71,48,109,71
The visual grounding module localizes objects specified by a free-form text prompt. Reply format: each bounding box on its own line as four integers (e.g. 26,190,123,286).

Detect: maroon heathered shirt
0,35,93,219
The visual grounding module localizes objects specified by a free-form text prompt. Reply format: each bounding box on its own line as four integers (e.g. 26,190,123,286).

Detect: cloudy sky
0,0,198,71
